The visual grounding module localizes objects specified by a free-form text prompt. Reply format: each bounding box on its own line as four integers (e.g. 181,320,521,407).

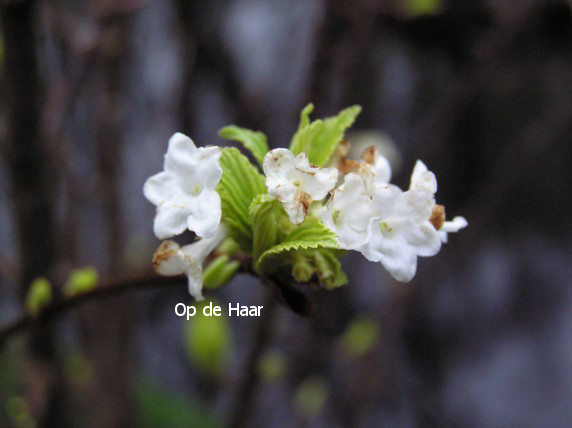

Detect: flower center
379,221,393,235
332,208,342,225
192,185,201,195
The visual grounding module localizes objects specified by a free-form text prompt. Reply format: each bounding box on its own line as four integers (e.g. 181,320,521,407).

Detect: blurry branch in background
0,275,186,348
0,255,318,349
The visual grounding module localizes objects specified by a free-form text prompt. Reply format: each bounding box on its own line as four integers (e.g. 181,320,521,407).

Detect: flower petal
153,203,193,240
402,221,442,257
186,190,222,239
361,217,418,282
322,173,371,249
143,171,178,206
410,160,437,193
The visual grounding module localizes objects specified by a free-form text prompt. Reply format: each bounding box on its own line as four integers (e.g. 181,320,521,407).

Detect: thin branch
0,261,318,349
0,274,187,348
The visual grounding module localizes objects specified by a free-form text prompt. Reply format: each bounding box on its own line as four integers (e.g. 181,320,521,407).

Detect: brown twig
0,274,187,349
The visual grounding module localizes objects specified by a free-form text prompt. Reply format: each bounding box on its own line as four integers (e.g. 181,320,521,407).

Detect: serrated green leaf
25,277,52,315
250,194,290,262
218,125,269,167
290,104,361,166
217,147,267,253
202,255,240,289
64,267,98,297
184,299,232,377
292,248,348,290
256,217,339,273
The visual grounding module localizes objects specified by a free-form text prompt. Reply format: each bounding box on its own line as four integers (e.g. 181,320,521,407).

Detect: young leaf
217,147,267,253
64,267,98,297
292,249,348,290
250,194,290,262
218,126,269,168
296,103,314,132
202,255,240,289
256,217,339,273
25,277,52,315
290,104,362,166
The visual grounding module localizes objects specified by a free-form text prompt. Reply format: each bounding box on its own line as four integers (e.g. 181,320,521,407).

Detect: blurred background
1,0,572,426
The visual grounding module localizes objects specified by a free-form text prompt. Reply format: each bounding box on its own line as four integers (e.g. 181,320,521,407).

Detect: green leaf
290,104,362,166
202,255,240,289
218,125,269,167
217,147,267,253
292,249,348,290
25,278,52,315
249,194,291,262
64,267,98,297
296,103,314,132
256,217,339,273
216,237,240,257
339,318,379,359
184,299,232,377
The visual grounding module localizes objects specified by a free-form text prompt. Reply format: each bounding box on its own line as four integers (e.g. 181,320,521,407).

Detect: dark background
1,0,572,426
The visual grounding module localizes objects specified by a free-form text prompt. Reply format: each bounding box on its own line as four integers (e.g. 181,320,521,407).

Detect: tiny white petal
442,216,468,233
439,216,468,243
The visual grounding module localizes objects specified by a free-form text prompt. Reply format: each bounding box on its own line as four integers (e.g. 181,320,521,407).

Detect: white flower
152,226,227,300
143,133,223,239
409,159,467,243
360,184,441,282
322,173,372,249
263,148,338,224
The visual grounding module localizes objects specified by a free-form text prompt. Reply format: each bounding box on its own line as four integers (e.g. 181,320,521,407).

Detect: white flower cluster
144,131,467,300
321,147,467,282
259,143,466,282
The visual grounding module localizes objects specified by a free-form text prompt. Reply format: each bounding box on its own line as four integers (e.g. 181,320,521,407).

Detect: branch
0,263,319,349
0,274,186,348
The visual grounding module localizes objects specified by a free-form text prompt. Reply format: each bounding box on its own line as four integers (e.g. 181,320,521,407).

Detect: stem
226,288,278,427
